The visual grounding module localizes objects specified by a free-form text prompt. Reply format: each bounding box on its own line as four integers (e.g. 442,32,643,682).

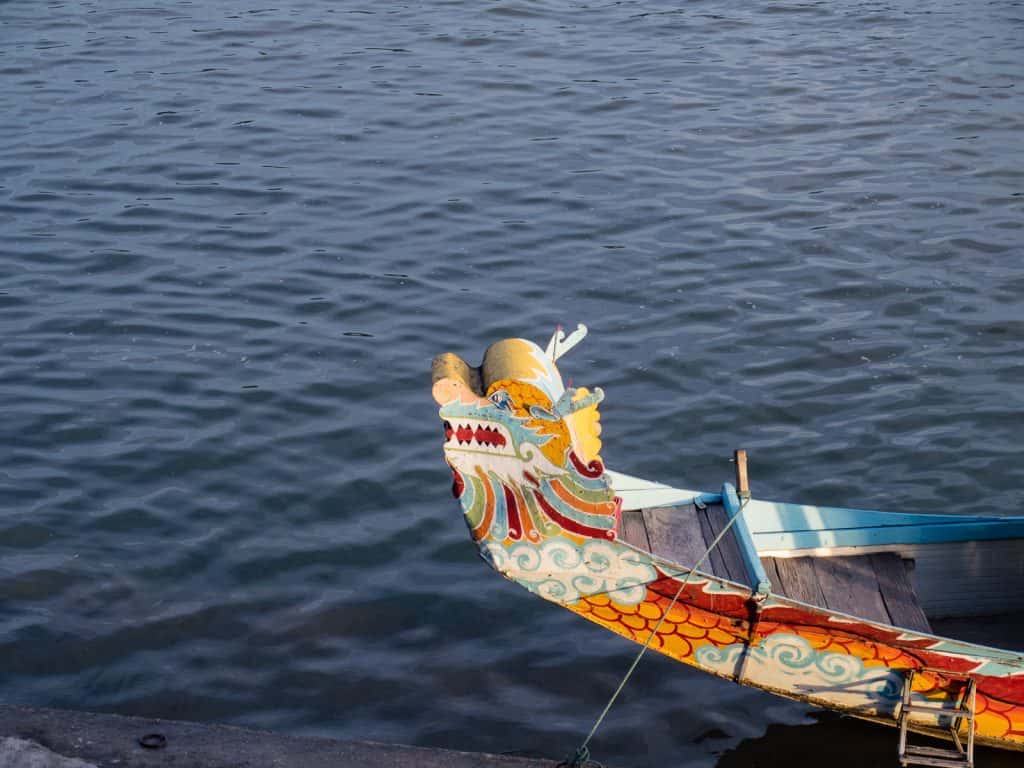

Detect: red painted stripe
504,484,522,541
451,467,465,499
569,450,604,478
533,489,616,540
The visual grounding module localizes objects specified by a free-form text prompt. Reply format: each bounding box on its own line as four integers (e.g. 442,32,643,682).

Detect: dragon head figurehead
432,325,620,547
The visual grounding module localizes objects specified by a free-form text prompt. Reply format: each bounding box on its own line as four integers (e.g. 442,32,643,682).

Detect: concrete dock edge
0,705,565,768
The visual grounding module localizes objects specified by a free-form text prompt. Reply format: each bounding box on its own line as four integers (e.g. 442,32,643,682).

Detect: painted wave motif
567,564,1024,747
696,633,905,708
482,538,657,607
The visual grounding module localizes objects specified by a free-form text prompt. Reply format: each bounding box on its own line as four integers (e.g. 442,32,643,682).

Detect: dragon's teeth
441,418,513,454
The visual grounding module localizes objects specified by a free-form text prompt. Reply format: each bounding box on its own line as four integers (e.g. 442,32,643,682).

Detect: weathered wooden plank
705,502,751,586
761,556,783,593
903,538,1024,619
768,556,827,607
696,507,733,579
871,553,932,633
734,449,749,497
618,508,651,552
768,554,932,631
815,555,890,624
643,505,707,570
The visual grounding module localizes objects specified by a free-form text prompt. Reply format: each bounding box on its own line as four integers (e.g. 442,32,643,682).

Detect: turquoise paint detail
690,492,724,507
744,500,1010,532
722,483,773,596
608,468,1024,552
567,468,616,494
717,495,1024,552
751,518,1024,552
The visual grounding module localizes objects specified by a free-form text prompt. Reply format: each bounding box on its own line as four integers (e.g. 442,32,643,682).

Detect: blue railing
722,482,772,598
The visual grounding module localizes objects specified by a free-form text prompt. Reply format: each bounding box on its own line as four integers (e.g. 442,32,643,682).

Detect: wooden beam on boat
734,449,750,499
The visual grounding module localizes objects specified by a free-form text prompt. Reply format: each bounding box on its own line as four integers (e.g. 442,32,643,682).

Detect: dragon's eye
489,390,512,410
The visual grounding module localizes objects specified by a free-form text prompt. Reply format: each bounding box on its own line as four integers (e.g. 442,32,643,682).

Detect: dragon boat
431,326,1024,766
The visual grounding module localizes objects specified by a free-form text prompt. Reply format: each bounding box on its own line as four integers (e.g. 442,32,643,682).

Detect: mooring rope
558,499,750,768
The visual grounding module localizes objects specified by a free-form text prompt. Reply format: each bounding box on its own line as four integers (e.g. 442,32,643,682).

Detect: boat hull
432,330,1024,754
550,534,1024,752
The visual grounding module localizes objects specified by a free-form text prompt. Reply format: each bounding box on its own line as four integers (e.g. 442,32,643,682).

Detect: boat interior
620,502,934,629
612,473,1024,651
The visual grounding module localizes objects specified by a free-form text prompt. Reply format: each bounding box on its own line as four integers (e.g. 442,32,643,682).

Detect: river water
2,1,1022,766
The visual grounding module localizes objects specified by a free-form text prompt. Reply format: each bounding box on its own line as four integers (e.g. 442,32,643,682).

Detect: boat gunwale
607,469,1024,552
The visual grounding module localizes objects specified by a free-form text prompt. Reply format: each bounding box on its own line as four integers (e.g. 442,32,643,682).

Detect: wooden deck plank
761,556,782,594
618,508,650,552
704,502,751,586
642,505,707,570
767,553,932,632
870,553,932,632
814,555,891,624
768,556,828,607
696,507,733,579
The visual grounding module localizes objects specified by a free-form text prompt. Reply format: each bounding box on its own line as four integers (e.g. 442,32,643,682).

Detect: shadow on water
718,711,1021,768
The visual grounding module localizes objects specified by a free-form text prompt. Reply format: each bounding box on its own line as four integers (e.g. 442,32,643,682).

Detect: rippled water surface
2,1,1022,765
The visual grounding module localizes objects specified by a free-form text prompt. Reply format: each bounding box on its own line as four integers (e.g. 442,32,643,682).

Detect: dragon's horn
553,386,604,417
545,323,588,361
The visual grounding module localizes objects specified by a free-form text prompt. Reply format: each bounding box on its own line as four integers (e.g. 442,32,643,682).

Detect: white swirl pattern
695,634,904,709
482,538,657,606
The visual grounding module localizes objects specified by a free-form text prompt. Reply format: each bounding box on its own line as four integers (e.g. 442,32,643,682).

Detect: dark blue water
2,1,1022,765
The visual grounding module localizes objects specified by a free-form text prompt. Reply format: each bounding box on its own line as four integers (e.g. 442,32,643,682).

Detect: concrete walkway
0,705,563,768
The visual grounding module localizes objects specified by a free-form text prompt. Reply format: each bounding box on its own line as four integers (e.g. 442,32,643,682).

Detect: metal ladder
898,668,977,768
